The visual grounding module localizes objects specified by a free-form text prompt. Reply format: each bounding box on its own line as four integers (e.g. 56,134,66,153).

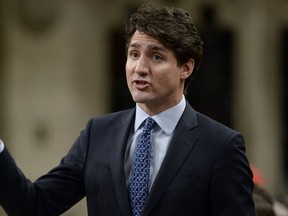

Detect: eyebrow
129,43,166,52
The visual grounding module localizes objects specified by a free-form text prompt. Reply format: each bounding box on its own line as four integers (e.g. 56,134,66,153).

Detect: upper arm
210,132,255,216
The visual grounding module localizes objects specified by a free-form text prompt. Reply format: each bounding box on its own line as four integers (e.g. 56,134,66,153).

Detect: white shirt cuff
0,139,4,153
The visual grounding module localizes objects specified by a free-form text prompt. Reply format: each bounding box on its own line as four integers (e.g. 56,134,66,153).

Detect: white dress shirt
124,96,186,189
0,139,4,153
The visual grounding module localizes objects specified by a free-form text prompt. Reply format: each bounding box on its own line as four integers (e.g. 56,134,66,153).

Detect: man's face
126,30,193,115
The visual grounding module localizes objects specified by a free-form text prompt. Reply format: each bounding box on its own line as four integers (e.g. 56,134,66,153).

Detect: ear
180,58,195,80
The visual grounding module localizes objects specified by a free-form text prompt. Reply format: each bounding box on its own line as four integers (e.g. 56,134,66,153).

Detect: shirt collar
134,96,186,135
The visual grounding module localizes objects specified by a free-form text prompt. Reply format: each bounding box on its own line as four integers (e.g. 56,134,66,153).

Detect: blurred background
0,0,287,215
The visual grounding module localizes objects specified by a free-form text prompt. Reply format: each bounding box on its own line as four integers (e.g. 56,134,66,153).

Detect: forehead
129,30,165,49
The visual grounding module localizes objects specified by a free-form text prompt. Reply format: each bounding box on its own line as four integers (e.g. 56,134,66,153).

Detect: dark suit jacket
0,103,255,216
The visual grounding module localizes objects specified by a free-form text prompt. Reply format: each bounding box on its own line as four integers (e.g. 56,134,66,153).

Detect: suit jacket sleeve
210,132,255,215
0,119,93,216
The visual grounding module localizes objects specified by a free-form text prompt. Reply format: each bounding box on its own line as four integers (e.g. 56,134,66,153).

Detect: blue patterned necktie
129,117,156,216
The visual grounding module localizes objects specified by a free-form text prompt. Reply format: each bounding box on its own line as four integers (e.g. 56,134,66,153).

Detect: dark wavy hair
125,3,204,92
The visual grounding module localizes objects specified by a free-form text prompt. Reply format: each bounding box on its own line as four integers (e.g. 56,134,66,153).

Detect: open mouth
134,80,150,89
135,80,148,85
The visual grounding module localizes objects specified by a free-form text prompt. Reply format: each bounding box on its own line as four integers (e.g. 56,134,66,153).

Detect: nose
135,56,149,75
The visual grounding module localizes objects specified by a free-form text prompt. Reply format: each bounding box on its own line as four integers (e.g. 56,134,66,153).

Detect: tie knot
143,117,156,133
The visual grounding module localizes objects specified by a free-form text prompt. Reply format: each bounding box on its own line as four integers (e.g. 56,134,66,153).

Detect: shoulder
84,108,135,131
91,108,134,123
196,111,238,135
184,103,243,146
194,111,245,155
184,103,239,137
74,108,135,146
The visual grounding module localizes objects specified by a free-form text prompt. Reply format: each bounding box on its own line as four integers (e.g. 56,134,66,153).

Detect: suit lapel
110,110,135,216
143,104,199,215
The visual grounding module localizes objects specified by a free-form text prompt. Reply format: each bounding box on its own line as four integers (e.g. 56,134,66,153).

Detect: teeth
136,81,146,84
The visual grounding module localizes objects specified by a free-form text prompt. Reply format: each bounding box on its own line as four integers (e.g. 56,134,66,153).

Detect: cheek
125,63,132,78
158,71,179,85
126,60,134,74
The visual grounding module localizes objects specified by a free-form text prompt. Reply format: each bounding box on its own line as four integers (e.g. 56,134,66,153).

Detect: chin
131,90,158,104
133,98,146,104
132,96,150,104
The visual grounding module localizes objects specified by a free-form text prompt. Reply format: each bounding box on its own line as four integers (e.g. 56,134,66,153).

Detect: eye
129,51,139,59
152,54,163,61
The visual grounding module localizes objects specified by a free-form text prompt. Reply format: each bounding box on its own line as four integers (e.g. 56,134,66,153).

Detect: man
0,3,255,216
